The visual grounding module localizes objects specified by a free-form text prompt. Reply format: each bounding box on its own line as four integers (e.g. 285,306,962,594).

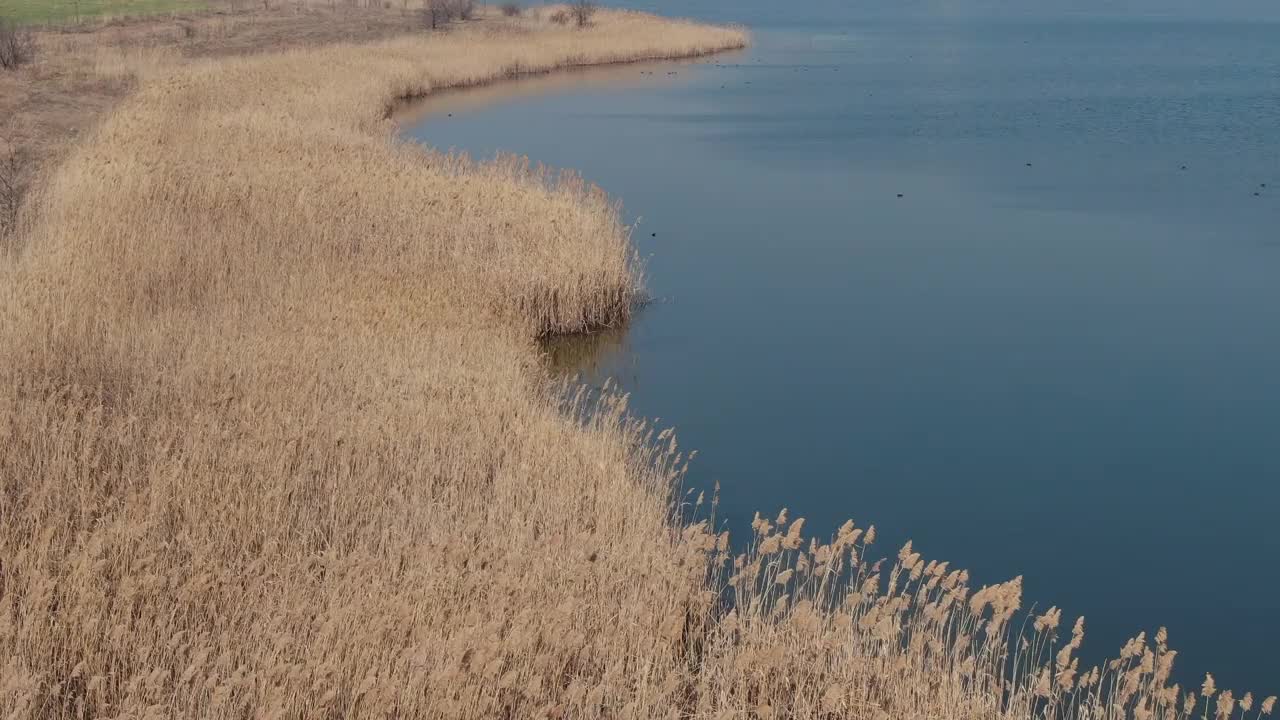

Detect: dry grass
691,515,1280,720
0,5,751,718
0,0,466,256
0,3,1267,719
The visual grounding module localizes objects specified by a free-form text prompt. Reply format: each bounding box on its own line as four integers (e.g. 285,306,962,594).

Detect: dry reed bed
0,7,1265,720
1,10,745,718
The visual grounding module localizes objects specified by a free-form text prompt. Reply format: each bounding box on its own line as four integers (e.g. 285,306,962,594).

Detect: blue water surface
407,0,1280,691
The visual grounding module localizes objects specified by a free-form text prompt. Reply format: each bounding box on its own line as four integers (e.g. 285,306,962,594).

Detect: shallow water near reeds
405,0,1280,691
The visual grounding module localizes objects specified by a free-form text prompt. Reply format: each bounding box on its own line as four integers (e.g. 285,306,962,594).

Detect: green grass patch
0,0,208,25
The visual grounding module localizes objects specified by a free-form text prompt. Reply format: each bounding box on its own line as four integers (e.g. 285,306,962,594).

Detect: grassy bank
0,4,1263,720
1,0,207,25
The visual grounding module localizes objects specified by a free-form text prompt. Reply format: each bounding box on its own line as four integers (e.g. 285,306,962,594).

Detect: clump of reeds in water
682,505,1276,720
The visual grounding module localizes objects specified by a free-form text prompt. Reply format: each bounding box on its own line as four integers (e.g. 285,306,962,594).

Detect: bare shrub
500,1,522,17
548,8,569,25
0,151,25,244
0,20,36,70
422,0,449,28
569,0,596,27
422,0,475,28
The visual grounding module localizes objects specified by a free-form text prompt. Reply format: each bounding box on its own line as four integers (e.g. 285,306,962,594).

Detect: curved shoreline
388,43,747,124
390,50,740,128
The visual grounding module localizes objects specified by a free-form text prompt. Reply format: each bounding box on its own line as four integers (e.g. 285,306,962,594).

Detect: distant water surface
405,0,1280,691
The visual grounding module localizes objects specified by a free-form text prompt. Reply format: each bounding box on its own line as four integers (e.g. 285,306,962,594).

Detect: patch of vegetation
0,151,25,242
0,0,208,26
0,18,35,68
569,0,595,27
421,0,473,29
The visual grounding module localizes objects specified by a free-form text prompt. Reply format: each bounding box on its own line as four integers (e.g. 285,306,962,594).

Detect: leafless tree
569,0,596,27
0,20,35,71
423,0,449,28
422,0,475,29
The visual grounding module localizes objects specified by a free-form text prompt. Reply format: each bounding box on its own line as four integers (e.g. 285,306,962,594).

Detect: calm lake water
406,0,1280,691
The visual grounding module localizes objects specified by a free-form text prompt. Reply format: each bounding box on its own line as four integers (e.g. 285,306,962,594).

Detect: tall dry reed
0,9,745,718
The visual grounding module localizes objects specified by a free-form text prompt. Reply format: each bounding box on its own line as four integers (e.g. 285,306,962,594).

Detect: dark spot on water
651,232,657,237
897,193,904,198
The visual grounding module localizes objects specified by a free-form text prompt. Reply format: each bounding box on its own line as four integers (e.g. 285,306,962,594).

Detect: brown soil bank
0,5,1256,720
